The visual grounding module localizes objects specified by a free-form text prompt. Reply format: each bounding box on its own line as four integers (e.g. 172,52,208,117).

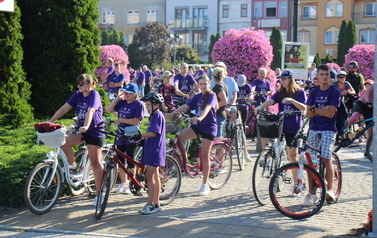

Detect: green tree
336,20,347,66
208,33,221,63
127,34,142,69
324,54,333,63
313,53,321,67
269,27,283,70
129,22,172,68
344,20,357,65
174,45,201,64
18,0,101,116
101,30,126,49
0,3,34,128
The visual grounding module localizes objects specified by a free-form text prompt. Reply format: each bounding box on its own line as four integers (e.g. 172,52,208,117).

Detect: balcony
98,23,114,30
169,18,208,30
179,43,209,54
352,12,376,24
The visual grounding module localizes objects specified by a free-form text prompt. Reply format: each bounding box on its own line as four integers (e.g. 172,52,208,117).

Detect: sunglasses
348,66,356,69
338,76,346,79
77,83,89,87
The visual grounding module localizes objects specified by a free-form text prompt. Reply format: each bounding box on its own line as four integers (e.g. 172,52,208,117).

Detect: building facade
218,0,253,36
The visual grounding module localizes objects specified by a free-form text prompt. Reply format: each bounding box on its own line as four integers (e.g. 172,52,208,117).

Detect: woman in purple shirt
172,75,218,196
49,74,105,206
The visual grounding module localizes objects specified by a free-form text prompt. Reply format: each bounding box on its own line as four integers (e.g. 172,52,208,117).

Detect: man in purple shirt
136,67,146,96
174,63,199,98
142,65,153,95
304,64,341,206
250,68,271,105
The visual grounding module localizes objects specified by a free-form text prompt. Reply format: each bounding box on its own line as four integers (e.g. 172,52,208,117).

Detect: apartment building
298,0,376,59
218,0,253,36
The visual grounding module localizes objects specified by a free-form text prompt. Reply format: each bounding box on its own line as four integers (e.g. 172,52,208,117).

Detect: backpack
312,86,347,134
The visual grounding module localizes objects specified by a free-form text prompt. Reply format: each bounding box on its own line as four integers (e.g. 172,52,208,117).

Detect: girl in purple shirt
49,74,105,206
172,75,218,196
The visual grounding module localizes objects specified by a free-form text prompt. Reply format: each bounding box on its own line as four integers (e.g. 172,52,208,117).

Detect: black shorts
82,133,105,147
191,125,215,141
116,144,137,168
353,101,373,125
285,132,298,148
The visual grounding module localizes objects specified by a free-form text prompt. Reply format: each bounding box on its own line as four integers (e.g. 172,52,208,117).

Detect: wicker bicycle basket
164,113,185,134
37,127,67,148
257,114,283,139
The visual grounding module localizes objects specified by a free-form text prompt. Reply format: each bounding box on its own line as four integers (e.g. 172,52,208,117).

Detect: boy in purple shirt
136,68,146,96
142,65,153,95
139,93,166,214
100,58,115,90
304,64,341,206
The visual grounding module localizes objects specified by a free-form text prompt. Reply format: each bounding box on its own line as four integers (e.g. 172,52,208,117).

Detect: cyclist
254,69,306,170
106,83,145,194
332,71,355,99
174,63,199,98
139,93,166,214
212,66,228,138
49,74,105,206
250,67,271,106
237,74,252,126
100,58,115,91
158,71,189,112
108,63,126,100
172,75,218,196
345,61,365,111
305,64,341,206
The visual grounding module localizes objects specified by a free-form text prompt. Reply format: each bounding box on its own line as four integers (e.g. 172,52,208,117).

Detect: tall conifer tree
270,27,283,70
336,20,347,66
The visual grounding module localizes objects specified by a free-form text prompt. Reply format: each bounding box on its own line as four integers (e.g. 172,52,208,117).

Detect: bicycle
171,115,233,189
95,124,182,220
252,110,304,205
269,122,342,219
24,124,113,215
334,117,374,161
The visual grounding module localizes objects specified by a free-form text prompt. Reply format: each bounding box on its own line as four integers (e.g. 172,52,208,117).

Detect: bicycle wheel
269,163,326,219
235,125,246,170
325,153,342,204
159,155,182,205
207,143,233,189
24,162,63,215
69,149,86,196
95,163,113,220
252,150,275,205
365,133,373,162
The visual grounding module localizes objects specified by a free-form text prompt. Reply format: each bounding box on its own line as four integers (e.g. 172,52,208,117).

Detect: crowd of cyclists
47,58,373,214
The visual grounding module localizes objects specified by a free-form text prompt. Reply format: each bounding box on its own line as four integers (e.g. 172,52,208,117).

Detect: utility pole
293,0,299,42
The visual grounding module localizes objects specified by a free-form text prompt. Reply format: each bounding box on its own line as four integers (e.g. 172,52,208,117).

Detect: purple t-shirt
66,90,105,138
174,73,197,97
143,70,152,84
136,71,145,85
109,73,125,93
271,89,307,134
186,92,218,136
142,111,166,167
306,86,341,132
114,100,145,145
251,79,271,104
238,84,252,111
105,65,115,88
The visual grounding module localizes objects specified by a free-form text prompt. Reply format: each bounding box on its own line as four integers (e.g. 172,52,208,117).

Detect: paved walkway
0,140,373,238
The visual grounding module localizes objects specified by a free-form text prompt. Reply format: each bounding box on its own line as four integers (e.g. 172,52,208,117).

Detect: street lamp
169,33,183,67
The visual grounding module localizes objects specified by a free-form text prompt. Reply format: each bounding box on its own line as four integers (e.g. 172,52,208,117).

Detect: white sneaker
139,204,156,214
326,190,336,203
246,153,253,162
198,183,210,196
154,204,163,212
92,194,104,206
302,193,318,207
115,183,131,194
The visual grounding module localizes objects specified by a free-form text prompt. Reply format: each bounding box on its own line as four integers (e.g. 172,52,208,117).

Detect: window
193,8,208,27
302,6,316,19
365,3,377,16
193,32,207,54
102,11,114,24
175,9,189,28
325,30,338,44
326,3,343,17
299,31,310,43
146,9,157,22
127,10,139,23
241,4,247,17
280,1,287,17
266,2,277,17
222,5,229,18
255,2,262,18
360,30,376,43
326,49,334,57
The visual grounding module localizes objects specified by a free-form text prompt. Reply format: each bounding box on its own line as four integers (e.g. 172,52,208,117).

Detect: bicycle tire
95,163,113,220
365,133,373,162
252,150,275,205
325,153,342,204
207,143,233,189
235,126,246,170
24,162,63,215
269,163,326,219
159,155,182,205
69,149,87,196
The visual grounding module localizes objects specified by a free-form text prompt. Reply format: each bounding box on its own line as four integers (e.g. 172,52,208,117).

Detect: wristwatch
310,106,315,112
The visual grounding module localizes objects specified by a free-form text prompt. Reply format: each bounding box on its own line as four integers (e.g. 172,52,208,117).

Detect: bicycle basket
164,113,184,134
257,113,283,138
37,127,67,148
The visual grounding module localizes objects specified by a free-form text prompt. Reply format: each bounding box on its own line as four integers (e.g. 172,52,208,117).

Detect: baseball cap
364,79,374,85
123,83,138,93
214,62,226,67
278,69,294,78
162,71,173,78
142,65,148,69
237,75,247,87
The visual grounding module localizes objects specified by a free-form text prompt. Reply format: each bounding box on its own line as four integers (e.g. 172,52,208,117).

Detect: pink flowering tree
94,45,130,83
211,28,274,80
344,44,374,80
326,63,341,72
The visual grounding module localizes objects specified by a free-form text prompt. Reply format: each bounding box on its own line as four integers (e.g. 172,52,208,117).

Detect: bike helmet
349,61,359,68
141,93,164,104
